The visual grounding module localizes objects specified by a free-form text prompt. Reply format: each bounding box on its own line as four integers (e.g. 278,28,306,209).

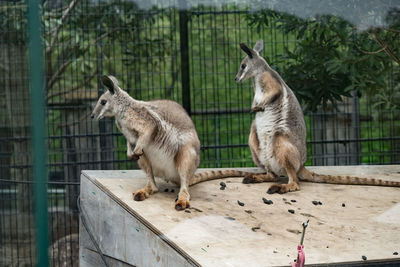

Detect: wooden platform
79,166,400,266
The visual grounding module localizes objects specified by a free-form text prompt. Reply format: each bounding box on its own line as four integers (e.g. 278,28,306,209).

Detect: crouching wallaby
235,40,400,194
91,75,252,210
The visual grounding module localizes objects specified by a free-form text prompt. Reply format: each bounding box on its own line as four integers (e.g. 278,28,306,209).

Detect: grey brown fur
91,75,253,210
236,40,400,193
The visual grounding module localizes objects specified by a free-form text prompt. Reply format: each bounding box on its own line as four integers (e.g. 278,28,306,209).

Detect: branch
55,110,91,131
47,28,120,90
387,28,400,33
92,29,120,44
45,0,79,56
371,29,400,64
356,44,386,55
46,73,96,101
47,59,72,90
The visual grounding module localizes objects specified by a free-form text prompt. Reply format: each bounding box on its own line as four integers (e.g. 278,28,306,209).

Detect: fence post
179,0,191,115
351,90,361,164
27,0,49,266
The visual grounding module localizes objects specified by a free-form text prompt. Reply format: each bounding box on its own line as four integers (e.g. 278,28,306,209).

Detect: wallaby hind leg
243,122,277,184
133,154,158,201
267,135,301,194
174,144,199,211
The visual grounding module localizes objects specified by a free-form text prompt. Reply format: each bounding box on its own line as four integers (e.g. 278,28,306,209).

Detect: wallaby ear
101,75,118,95
253,40,263,53
240,43,254,59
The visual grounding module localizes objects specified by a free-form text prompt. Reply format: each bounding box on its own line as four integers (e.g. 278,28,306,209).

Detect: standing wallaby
235,40,400,193
91,75,252,210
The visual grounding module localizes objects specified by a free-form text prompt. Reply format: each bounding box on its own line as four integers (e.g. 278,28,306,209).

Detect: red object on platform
291,245,305,267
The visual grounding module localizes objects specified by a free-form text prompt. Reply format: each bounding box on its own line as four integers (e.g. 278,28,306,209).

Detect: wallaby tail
190,169,256,186
298,167,400,187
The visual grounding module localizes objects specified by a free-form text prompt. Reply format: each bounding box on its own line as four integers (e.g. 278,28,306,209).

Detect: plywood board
81,166,400,266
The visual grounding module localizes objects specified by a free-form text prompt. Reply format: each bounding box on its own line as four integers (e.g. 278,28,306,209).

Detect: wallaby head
235,40,268,83
91,75,128,120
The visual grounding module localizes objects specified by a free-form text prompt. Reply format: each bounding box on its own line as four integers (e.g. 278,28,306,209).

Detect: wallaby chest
253,85,291,175
253,80,264,107
254,108,282,175
115,119,139,146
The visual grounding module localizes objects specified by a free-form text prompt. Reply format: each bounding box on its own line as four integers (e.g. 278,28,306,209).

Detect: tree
246,0,400,111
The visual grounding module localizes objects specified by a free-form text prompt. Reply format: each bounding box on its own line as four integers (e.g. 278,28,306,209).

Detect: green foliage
246,2,400,112
0,1,27,44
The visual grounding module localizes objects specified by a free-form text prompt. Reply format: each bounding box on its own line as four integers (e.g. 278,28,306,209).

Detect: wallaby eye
100,100,107,105
241,64,246,69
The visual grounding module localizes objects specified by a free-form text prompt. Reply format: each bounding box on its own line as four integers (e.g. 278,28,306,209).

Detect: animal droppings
220,182,227,187
245,210,253,214
312,200,323,206
237,200,245,206
288,209,295,214
185,209,191,213
393,252,398,255
342,203,346,207
362,255,367,261
164,188,169,192
225,216,236,221
262,197,273,205
291,199,297,203
220,186,226,190
251,226,260,232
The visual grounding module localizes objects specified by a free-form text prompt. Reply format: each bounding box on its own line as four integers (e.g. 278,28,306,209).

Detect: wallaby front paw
127,143,136,159
251,105,264,112
131,149,144,161
127,153,135,160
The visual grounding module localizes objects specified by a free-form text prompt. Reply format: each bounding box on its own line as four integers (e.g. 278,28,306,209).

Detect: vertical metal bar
27,0,49,266
179,0,191,115
351,90,361,164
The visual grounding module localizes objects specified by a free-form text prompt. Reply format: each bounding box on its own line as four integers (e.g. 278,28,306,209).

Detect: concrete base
79,166,400,266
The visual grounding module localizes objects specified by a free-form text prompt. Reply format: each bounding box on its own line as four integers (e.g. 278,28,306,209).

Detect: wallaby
91,75,252,210
235,40,400,194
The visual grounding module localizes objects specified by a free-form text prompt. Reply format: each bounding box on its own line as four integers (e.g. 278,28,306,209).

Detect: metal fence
1,0,399,265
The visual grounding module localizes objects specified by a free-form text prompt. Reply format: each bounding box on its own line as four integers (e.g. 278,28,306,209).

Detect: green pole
27,0,49,266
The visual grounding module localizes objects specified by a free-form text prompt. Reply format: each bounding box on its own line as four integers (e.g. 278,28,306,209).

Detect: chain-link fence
1,0,399,265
